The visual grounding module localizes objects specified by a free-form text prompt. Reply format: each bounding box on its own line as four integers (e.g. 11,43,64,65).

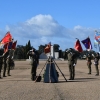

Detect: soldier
86,54,92,74
0,56,3,78
27,48,39,81
2,51,9,77
6,55,12,76
67,48,77,80
93,53,99,76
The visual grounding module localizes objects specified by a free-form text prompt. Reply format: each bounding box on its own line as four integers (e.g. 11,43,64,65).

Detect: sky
0,0,100,51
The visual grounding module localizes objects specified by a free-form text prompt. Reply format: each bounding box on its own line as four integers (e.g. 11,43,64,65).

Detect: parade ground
0,60,100,100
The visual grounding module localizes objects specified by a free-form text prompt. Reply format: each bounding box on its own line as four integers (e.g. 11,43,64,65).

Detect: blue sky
0,0,100,51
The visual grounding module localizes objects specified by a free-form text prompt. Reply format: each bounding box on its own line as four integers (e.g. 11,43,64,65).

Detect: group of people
0,47,39,80
28,47,100,81
1,47,99,81
87,52,99,76
0,50,14,79
67,48,100,80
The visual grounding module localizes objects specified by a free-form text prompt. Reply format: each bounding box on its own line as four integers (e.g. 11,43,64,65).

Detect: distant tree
14,40,32,59
27,40,32,50
25,40,32,59
38,45,45,54
16,47,24,59
53,44,60,52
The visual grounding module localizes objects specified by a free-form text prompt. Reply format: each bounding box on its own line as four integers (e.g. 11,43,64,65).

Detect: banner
1,31,12,44
94,31,100,44
74,39,83,52
81,37,92,50
12,41,17,50
44,42,51,54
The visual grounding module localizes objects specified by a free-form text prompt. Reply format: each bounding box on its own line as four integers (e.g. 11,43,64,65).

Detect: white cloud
1,14,100,50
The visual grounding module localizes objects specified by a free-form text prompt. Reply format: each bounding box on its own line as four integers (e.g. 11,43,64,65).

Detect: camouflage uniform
86,54,92,74
68,52,77,80
0,56,3,78
27,49,39,80
3,51,9,77
94,53,99,76
6,56,12,76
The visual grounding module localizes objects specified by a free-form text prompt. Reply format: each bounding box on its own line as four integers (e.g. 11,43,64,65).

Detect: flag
1,31,12,44
94,31,100,44
74,39,83,52
12,41,17,50
8,41,13,49
81,37,92,50
44,42,51,54
3,43,9,53
94,40,98,49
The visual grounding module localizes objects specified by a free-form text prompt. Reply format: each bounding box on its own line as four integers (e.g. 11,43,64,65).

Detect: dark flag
12,41,17,50
81,37,92,50
8,41,13,49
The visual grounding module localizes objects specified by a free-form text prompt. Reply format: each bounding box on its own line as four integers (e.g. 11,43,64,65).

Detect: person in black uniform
93,52,99,76
86,53,92,74
27,48,39,81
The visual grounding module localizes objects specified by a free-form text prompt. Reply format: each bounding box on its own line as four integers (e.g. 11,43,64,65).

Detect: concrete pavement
0,60,100,100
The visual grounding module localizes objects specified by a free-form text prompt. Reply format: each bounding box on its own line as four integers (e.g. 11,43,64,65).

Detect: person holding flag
66,39,82,80
1,31,17,77
81,37,92,74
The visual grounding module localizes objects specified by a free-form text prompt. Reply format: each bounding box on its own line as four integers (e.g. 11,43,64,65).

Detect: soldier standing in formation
3,51,9,77
67,48,77,80
27,48,39,81
0,56,3,78
2,50,12,77
86,54,92,74
6,55,12,76
93,52,99,76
